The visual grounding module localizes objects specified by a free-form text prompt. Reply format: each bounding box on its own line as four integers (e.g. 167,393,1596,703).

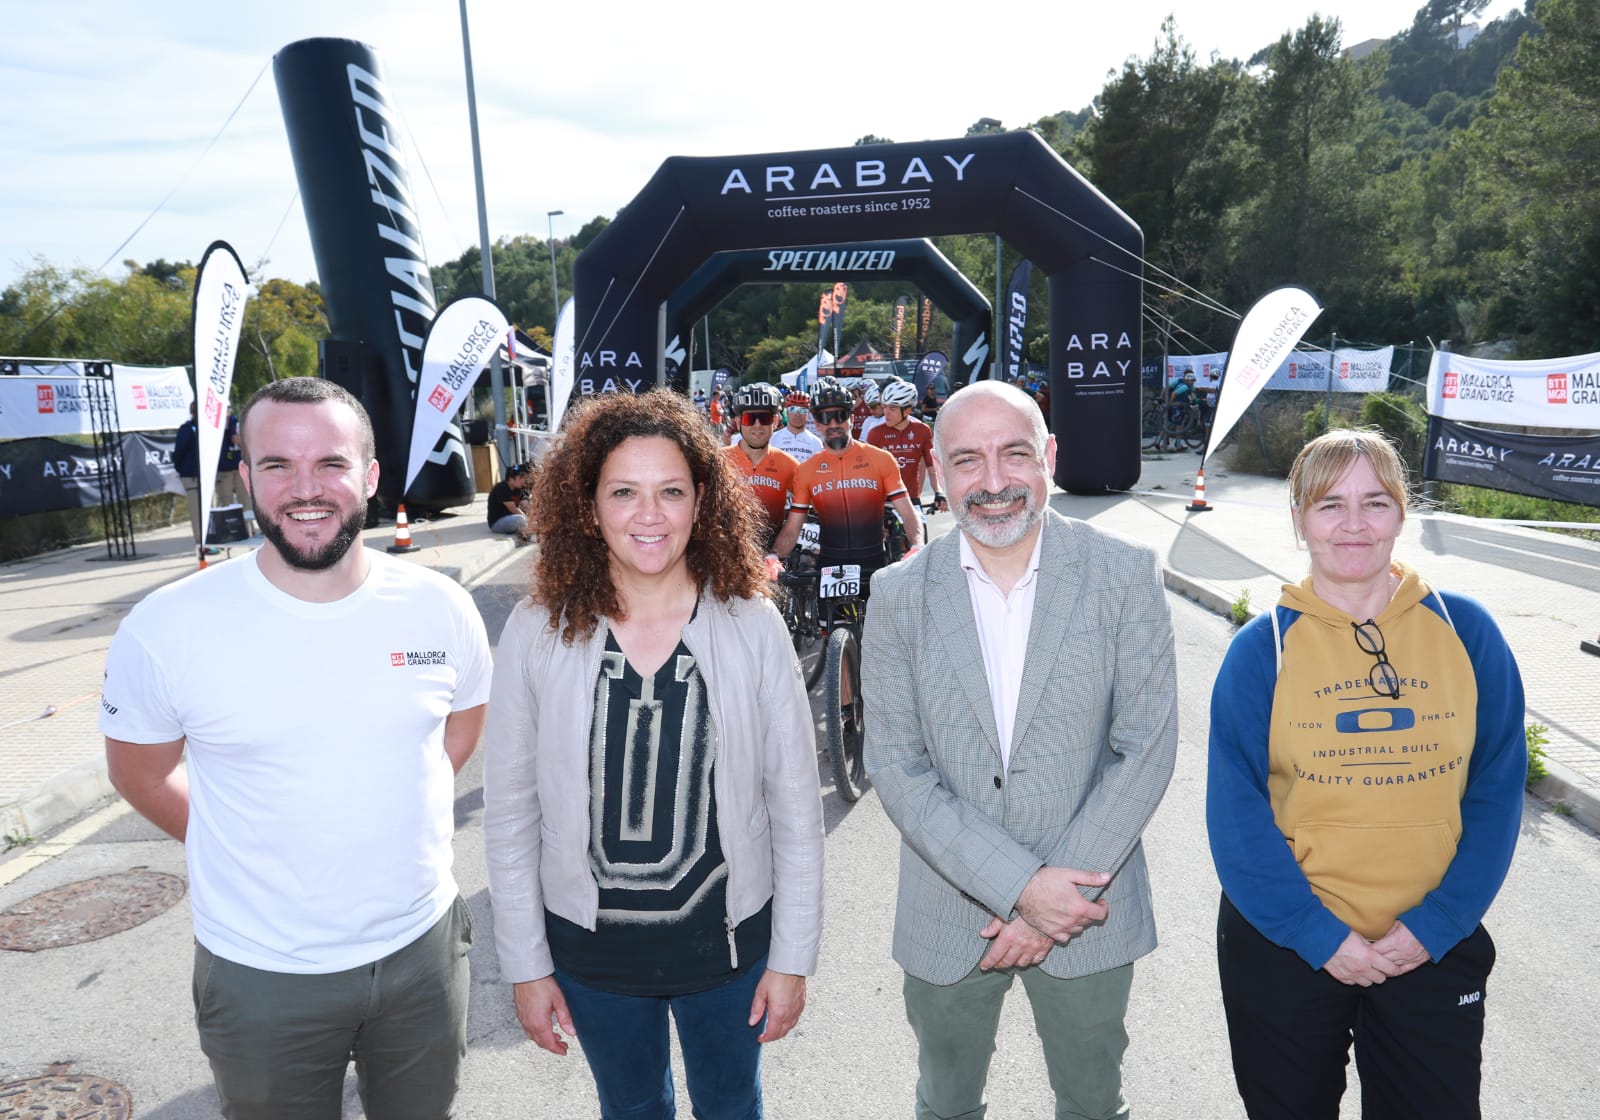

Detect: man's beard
259,503,368,571
953,485,1041,549
823,429,849,451
742,429,770,450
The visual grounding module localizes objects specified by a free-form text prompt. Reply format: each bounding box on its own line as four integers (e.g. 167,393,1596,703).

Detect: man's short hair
239,377,377,464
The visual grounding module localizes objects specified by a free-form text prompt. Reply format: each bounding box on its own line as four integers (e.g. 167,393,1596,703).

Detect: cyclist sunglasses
740,411,776,426
813,407,851,425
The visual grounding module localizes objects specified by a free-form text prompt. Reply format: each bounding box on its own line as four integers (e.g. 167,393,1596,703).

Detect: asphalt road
1,545,1597,1118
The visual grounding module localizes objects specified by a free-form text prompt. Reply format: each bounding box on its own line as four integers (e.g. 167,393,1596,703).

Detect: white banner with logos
0,365,194,439
1166,346,1392,395
192,242,251,546
1266,346,1393,392
1426,349,1600,429
406,295,510,495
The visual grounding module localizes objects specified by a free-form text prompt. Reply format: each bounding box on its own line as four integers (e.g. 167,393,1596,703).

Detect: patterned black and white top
545,630,771,995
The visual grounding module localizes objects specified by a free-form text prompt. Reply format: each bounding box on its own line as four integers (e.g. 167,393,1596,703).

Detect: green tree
1470,0,1600,353
235,277,329,399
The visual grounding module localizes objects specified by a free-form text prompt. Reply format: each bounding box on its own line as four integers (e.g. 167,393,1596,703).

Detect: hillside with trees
3,0,1593,390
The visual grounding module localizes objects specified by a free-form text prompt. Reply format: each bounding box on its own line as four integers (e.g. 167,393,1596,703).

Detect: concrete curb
1530,757,1600,833
0,759,115,849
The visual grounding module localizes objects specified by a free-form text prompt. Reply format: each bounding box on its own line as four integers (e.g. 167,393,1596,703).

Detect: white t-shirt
100,548,492,973
859,415,887,444
771,425,823,464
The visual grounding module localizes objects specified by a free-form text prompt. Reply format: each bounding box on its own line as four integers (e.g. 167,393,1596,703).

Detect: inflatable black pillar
572,131,1142,493
273,38,474,510
663,240,992,387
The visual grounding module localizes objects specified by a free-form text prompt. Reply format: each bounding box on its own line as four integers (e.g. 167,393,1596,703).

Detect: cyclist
770,378,921,600
723,382,797,552
858,383,887,444
867,378,947,515
771,389,824,464
1166,369,1197,424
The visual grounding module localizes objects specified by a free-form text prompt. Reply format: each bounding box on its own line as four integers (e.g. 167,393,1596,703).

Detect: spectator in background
487,462,533,539
171,402,212,553
213,408,251,529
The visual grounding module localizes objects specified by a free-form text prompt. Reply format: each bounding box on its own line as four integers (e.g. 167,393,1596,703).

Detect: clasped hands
1321,921,1430,987
978,865,1111,972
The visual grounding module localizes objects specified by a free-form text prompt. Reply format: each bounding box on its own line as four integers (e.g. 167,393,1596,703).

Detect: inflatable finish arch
572,130,1143,492
663,240,992,388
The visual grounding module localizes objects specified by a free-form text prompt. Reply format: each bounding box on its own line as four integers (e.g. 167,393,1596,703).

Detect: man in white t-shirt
101,377,492,1120
770,389,824,464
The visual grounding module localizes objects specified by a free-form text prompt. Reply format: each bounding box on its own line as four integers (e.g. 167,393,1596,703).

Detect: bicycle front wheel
1174,407,1204,449
822,626,867,802
793,583,827,691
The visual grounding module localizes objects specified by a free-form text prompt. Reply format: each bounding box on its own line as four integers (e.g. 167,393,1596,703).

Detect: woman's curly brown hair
529,389,768,642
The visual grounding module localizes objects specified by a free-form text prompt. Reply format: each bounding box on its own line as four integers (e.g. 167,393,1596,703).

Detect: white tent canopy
778,350,834,389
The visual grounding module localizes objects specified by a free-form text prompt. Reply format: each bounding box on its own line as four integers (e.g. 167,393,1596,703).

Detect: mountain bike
777,553,867,801
1144,391,1206,451
816,560,868,803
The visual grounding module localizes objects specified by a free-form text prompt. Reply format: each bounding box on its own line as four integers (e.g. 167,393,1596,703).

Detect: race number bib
819,564,861,600
798,521,821,554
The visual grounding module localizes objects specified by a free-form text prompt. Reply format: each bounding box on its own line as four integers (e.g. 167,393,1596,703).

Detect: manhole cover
0,1069,132,1118
0,868,185,952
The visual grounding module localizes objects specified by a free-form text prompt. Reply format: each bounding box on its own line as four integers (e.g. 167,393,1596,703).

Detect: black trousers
1216,893,1494,1120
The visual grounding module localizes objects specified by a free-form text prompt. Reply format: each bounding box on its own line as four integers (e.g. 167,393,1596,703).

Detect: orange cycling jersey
791,440,907,564
867,418,934,501
723,442,797,539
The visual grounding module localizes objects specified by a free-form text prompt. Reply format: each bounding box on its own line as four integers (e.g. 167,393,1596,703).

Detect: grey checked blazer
863,509,1178,984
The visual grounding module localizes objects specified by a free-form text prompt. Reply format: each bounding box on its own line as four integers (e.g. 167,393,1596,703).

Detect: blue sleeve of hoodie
1398,592,1526,961
1206,609,1350,970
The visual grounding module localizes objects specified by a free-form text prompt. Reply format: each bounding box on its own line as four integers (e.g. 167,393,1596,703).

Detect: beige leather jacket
483,591,825,983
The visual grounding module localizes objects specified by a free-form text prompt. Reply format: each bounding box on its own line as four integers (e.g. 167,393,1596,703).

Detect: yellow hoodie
1267,563,1476,938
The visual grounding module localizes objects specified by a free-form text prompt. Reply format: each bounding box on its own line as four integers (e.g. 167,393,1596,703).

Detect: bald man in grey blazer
864,381,1178,1120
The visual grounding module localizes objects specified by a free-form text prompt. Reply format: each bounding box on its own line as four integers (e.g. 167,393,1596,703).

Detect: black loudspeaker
319,338,370,396
462,418,490,445
208,506,250,543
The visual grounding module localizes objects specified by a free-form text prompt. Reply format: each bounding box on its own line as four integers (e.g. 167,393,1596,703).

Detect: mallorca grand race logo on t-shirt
390,650,448,667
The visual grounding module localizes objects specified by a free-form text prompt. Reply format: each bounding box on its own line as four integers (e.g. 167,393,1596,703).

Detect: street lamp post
547,209,564,330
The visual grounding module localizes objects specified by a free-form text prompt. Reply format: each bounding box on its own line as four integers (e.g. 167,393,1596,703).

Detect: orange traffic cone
1186,466,1213,513
387,503,422,553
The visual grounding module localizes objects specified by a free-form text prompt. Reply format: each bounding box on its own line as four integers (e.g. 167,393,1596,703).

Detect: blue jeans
554,956,768,1119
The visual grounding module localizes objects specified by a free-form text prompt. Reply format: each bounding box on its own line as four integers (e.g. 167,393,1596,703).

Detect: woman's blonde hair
1288,427,1411,517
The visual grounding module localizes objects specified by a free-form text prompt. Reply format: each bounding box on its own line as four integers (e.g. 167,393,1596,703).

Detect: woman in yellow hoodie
1207,428,1526,1120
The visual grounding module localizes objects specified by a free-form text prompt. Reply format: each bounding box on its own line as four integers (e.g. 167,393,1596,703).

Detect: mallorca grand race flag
1206,286,1323,461
548,297,576,430
192,240,251,541
406,295,509,494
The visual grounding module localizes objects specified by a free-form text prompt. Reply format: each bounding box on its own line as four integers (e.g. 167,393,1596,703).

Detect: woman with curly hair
483,389,824,1119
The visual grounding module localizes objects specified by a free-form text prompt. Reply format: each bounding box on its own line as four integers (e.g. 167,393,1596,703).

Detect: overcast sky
1,0,1523,291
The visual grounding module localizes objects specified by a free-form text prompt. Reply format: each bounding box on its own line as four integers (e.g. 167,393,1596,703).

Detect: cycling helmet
809,377,852,411
733,382,783,413
862,383,880,405
784,389,810,408
880,379,918,408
